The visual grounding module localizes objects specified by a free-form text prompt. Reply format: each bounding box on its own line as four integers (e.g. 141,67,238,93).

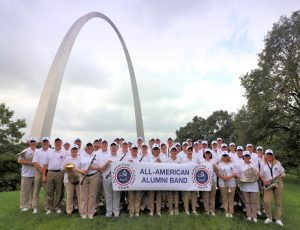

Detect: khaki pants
20,176,34,209
128,191,141,215
257,179,264,211
202,182,217,213
103,175,120,217
32,172,46,209
220,186,236,214
80,173,98,216
64,182,80,214
242,191,257,218
95,172,103,207
183,191,197,212
264,180,283,220
45,171,64,211
148,191,162,213
167,191,179,212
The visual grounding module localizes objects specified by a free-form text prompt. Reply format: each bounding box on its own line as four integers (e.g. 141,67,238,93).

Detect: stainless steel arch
30,12,144,140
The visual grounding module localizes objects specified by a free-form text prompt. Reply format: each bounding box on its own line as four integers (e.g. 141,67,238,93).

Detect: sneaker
174,210,179,215
157,212,161,216
33,208,38,214
264,218,272,224
192,211,198,216
225,213,229,218
229,214,233,218
276,219,283,226
135,213,139,217
105,214,112,218
88,215,94,219
205,211,210,215
257,211,262,216
46,210,51,215
211,212,216,216
247,217,252,221
243,208,246,212
81,215,87,219
253,218,258,223
130,213,134,218
114,215,119,218
56,209,62,214
185,211,190,216
149,212,153,216
169,211,174,216
21,208,28,212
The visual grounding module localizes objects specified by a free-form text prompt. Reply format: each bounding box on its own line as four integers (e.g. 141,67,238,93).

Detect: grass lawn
0,175,299,230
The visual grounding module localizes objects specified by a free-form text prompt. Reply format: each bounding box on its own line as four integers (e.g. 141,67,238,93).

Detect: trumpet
264,173,285,191
223,169,231,193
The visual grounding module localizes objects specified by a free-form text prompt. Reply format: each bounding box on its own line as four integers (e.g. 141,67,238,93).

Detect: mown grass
0,175,299,230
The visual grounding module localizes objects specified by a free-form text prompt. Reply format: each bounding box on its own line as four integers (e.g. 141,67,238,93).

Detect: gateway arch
30,12,144,140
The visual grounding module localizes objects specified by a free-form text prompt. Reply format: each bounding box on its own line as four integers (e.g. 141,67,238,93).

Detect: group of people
17,136,285,226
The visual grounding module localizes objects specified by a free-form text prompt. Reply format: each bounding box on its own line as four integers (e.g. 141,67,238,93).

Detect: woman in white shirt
61,144,81,215
217,151,237,218
201,148,217,216
237,151,259,222
181,146,199,216
260,149,285,226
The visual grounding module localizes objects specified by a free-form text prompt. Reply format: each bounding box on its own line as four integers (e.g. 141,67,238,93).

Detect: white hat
246,144,253,148
265,149,273,155
42,136,49,142
128,141,133,144
64,140,70,145
182,141,188,146
256,146,263,150
137,137,143,141
187,138,192,142
222,151,229,157
131,144,138,149
29,137,37,142
212,140,217,145
194,141,199,145
102,139,108,143
237,146,244,151
202,140,208,145
229,142,235,146
175,142,181,146
170,146,177,152
71,144,79,149
243,151,251,157
142,143,148,147
74,137,81,141
221,143,227,148
152,143,160,150
204,148,212,153
217,138,222,141
122,141,128,145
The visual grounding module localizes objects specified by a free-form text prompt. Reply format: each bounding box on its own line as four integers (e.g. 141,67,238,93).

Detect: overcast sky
0,0,299,144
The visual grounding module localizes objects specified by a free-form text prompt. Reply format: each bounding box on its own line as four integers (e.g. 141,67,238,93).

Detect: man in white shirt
32,136,51,214
43,138,66,214
18,137,37,211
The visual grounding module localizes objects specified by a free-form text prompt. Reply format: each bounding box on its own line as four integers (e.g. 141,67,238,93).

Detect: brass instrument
17,148,34,165
264,173,285,191
238,167,259,187
65,164,79,184
213,163,219,190
223,169,231,193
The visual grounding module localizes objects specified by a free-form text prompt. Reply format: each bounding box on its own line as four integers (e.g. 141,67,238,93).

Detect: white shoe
169,211,174,216
192,211,198,216
229,214,233,218
205,211,210,215
88,215,94,219
257,211,262,216
247,217,252,221
130,213,134,218
81,215,87,219
135,213,139,217
149,212,153,216
253,218,258,223
243,208,246,212
211,212,216,216
174,210,179,215
157,212,161,216
45,210,51,215
185,211,190,216
265,218,272,224
276,219,283,226
33,208,38,214
225,213,229,218
56,209,61,214
21,208,28,212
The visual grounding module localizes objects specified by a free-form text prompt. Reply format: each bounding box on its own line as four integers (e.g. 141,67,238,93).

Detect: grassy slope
0,175,299,230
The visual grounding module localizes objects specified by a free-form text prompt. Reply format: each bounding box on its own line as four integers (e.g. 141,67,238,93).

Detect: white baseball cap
71,144,79,149
137,137,143,141
42,136,49,142
222,151,229,157
221,143,228,148
152,143,160,150
243,151,251,157
29,137,37,142
237,146,244,151
256,146,263,150
202,140,208,145
265,149,273,155
131,144,138,149
212,140,217,145
246,144,253,148
204,148,212,153
182,141,188,146
229,142,235,146
217,138,222,141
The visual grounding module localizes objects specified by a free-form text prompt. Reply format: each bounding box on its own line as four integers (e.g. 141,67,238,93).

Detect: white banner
111,161,213,191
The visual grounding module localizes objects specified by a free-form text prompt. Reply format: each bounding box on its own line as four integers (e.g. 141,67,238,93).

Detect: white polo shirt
180,156,199,164
32,147,50,171
237,161,259,192
102,153,120,178
138,153,151,162
218,162,237,187
61,155,81,183
45,148,66,171
260,161,284,181
79,151,98,175
165,157,181,164
18,147,36,177
200,159,217,183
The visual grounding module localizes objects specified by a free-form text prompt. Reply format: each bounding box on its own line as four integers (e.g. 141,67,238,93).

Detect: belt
81,172,97,177
48,170,61,172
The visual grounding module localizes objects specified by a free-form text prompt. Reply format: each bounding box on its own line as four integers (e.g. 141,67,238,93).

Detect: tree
0,103,27,191
175,110,235,143
238,11,300,170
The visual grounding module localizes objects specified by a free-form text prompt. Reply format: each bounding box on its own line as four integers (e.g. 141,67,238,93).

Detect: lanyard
267,162,273,178
139,155,144,162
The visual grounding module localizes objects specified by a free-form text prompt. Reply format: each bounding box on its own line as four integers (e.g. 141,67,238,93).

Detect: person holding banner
181,146,199,216
260,149,285,226
77,142,98,219
165,146,180,215
201,148,217,216
217,151,237,218
148,143,164,216
127,145,142,217
101,142,121,218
